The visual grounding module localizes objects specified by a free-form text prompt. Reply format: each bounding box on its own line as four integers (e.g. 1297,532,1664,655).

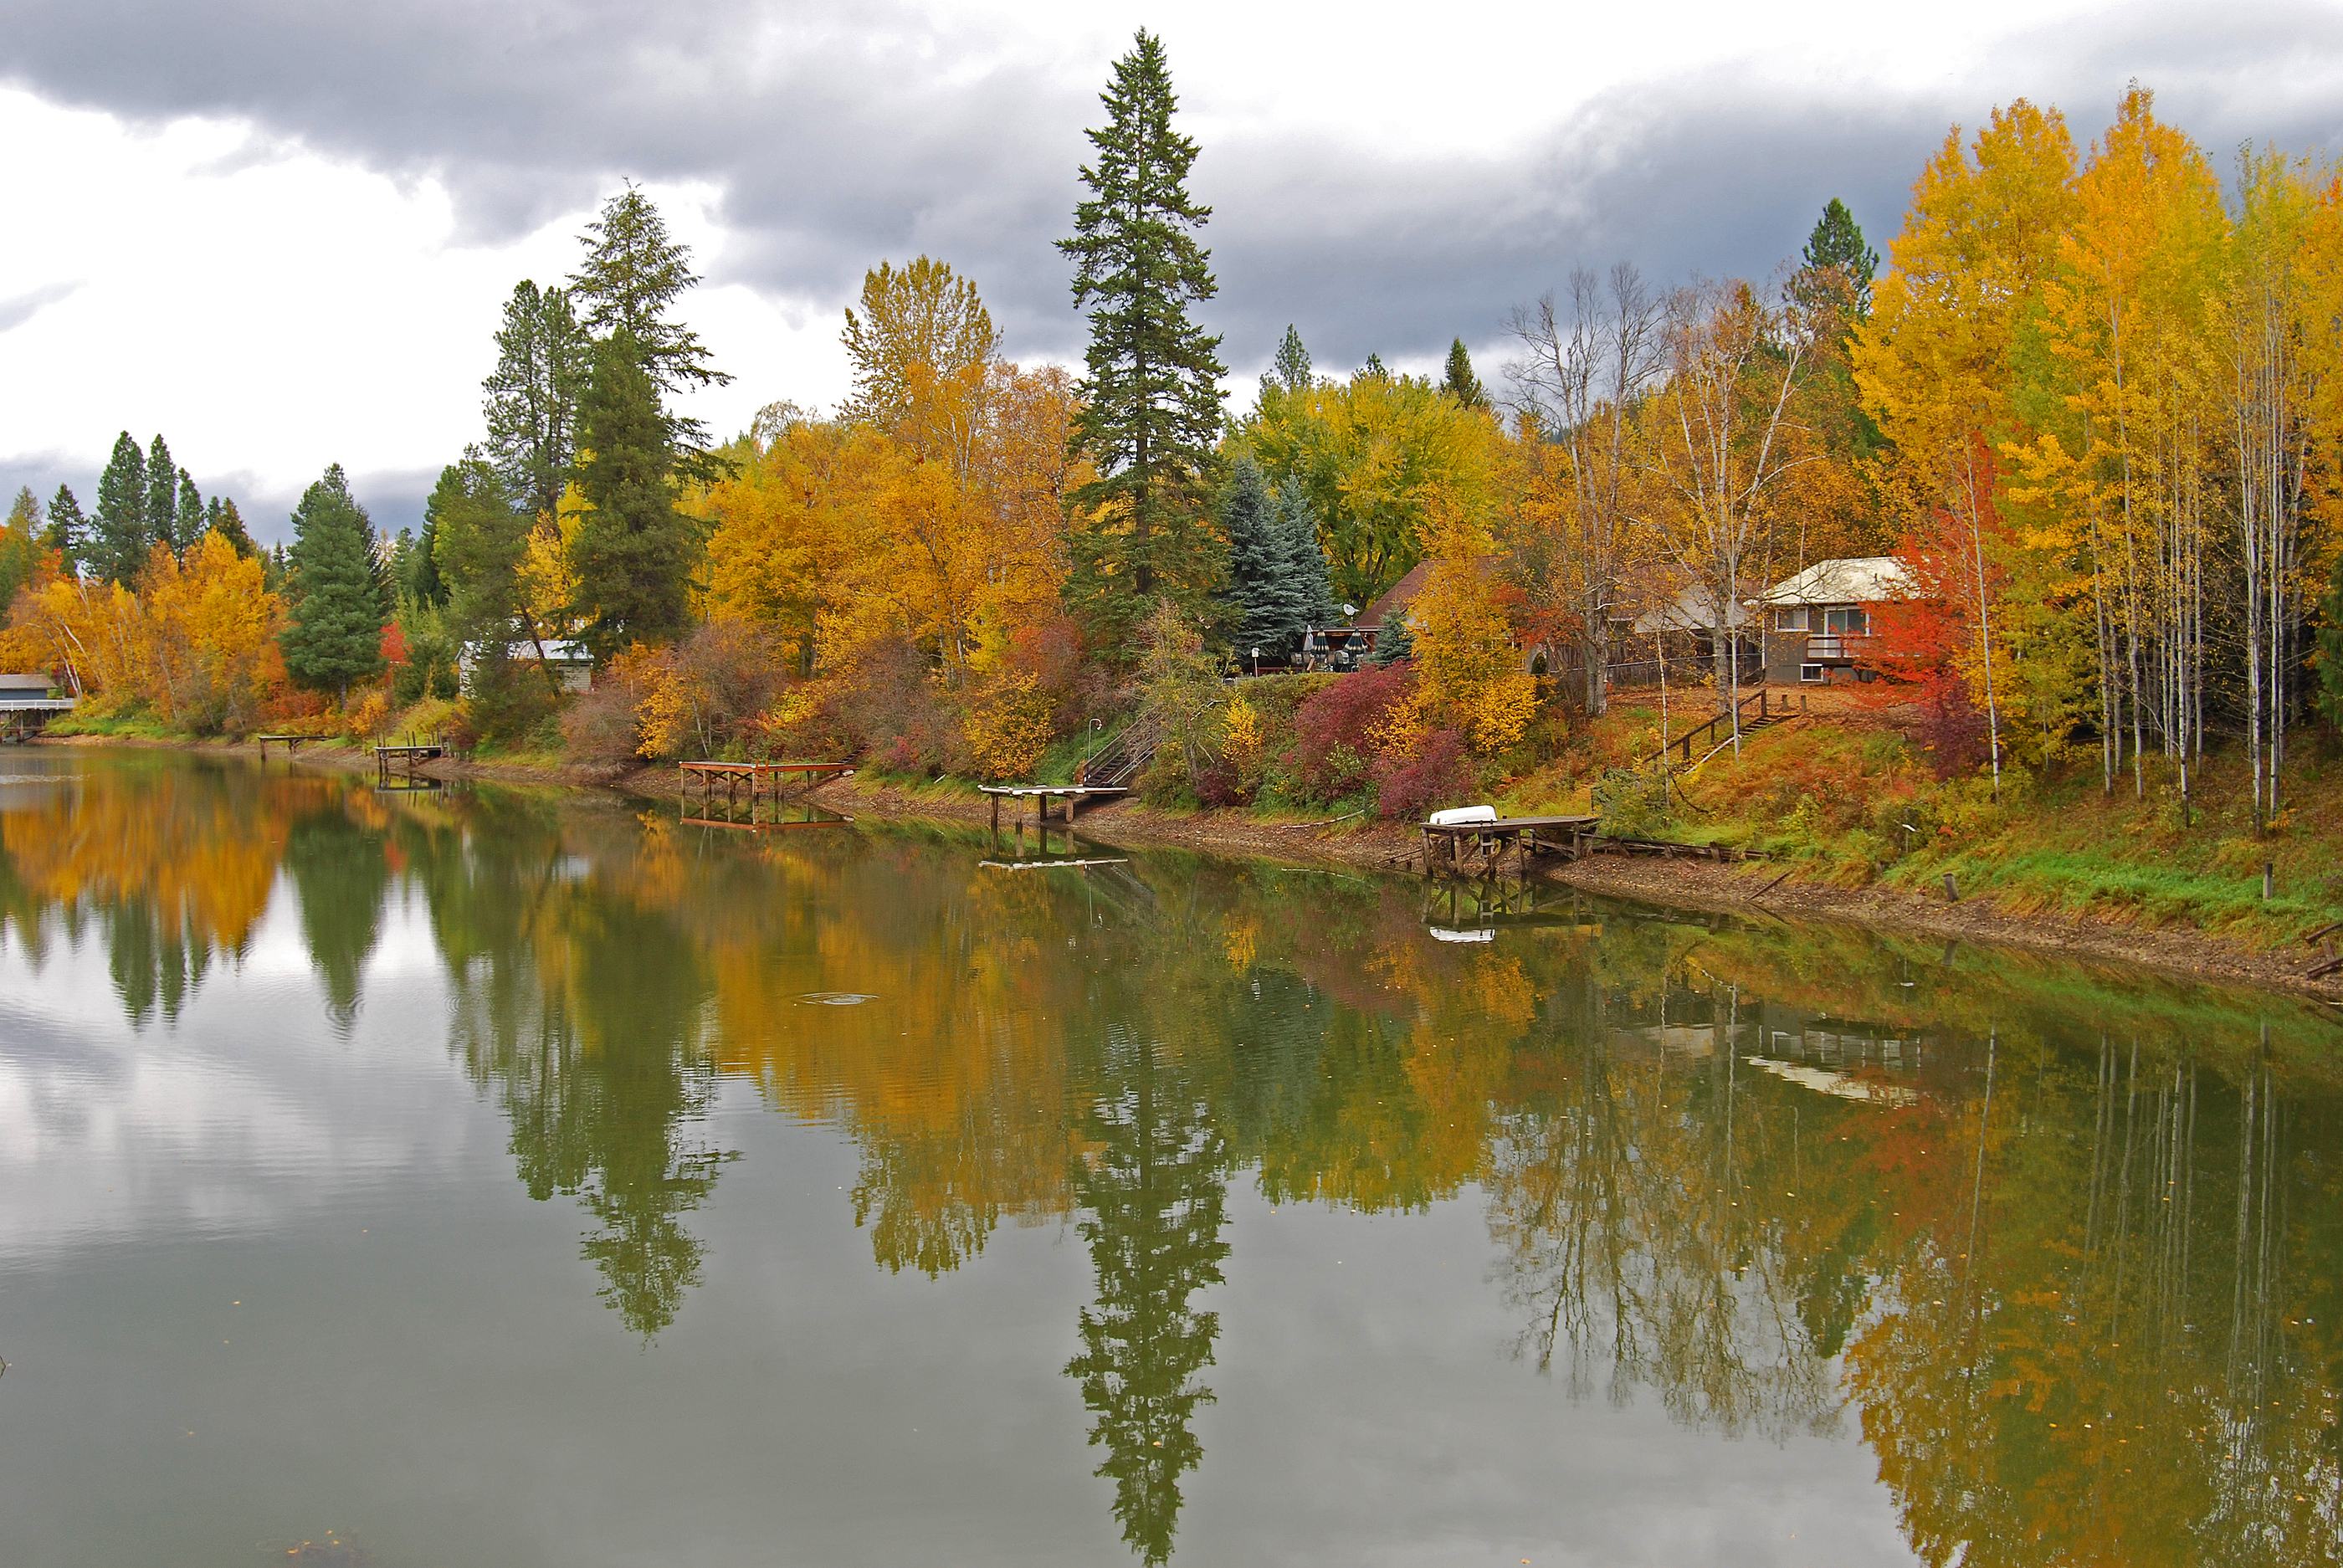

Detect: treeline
7,41,2343,821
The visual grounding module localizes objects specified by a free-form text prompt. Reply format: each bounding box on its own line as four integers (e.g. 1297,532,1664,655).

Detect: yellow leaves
1404,494,1537,756
1220,690,1263,773
960,669,1054,781
525,496,585,641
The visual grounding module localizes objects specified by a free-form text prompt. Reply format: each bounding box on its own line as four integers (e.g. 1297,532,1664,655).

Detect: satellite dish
1341,602,1358,617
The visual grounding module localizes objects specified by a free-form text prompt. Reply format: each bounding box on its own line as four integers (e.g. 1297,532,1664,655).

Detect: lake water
3,748,2339,1567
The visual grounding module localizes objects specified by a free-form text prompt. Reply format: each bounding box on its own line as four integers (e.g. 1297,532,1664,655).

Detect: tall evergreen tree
1275,477,1336,627
279,464,388,702
1218,455,1305,662
146,435,179,551
176,469,204,546
1271,325,1311,393
1059,29,1228,633
569,187,730,465
1441,338,1489,411
92,432,149,583
45,484,85,570
483,279,592,524
1796,197,1880,315
203,494,258,556
571,330,693,658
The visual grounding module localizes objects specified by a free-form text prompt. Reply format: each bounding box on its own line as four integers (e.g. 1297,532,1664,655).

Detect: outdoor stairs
1079,720,1163,789
1646,686,1798,777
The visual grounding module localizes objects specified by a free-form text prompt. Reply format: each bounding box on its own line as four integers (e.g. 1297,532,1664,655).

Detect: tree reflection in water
7,753,2343,1560
1065,1034,1230,1567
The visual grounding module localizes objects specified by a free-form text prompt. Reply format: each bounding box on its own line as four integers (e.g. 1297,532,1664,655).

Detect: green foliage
428,451,527,641
204,495,257,556
1441,338,1488,411
1,487,43,609
44,484,85,568
279,464,387,699
484,279,592,522
462,645,562,749
1268,324,1310,397
2319,546,2343,734
145,435,178,551
572,330,693,658
1592,761,1675,838
1218,454,1307,661
1369,604,1413,666
1796,197,1879,315
175,469,203,551
1059,29,1228,633
92,431,148,584
391,603,463,707
570,187,729,464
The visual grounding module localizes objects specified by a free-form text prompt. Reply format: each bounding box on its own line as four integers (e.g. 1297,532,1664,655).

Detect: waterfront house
1756,557,1915,685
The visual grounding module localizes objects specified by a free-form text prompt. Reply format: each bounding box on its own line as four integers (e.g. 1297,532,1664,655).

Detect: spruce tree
483,279,592,523
1796,198,1879,315
44,484,85,570
1276,477,1336,627
146,435,178,551
1273,325,1310,392
176,469,204,546
1368,605,1414,666
571,329,693,658
1441,339,1489,411
570,189,729,467
1218,455,1305,663
279,464,388,703
92,432,149,583
1059,29,1228,633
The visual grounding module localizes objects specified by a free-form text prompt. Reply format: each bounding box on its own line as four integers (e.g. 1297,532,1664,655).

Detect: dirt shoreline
34,731,2343,1005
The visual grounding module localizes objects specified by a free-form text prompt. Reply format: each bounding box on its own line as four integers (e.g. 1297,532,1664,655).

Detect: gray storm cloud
7,0,2341,438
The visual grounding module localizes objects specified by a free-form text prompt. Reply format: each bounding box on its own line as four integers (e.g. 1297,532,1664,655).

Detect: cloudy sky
3,0,2339,543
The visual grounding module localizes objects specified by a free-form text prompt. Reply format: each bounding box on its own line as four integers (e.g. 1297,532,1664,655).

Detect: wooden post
2264,862,2276,900
1942,872,1958,903
991,792,1000,833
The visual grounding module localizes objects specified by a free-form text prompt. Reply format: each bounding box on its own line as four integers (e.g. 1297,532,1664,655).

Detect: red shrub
1289,664,1414,802
1374,728,1474,820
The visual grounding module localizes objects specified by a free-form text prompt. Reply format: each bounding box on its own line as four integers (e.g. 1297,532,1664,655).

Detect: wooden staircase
1078,719,1164,789
1646,686,1800,776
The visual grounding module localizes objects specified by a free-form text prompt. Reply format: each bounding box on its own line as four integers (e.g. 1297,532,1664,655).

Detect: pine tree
1218,455,1305,662
146,435,178,551
92,432,149,583
569,188,729,465
1796,197,1880,315
1270,325,1310,393
44,484,83,570
279,464,388,702
572,330,693,658
1441,339,1489,411
483,279,592,524
1361,352,1387,377
207,496,257,557
176,469,204,548
1059,29,1228,633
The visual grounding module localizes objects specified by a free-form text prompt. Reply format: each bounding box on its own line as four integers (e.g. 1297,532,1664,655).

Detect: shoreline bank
31,731,2343,1006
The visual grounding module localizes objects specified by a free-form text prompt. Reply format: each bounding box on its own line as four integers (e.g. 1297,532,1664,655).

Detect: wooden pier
374,742,444,789
256,733,319,761
679,760,851,811
979,784,1127,832
1418,814,1598,879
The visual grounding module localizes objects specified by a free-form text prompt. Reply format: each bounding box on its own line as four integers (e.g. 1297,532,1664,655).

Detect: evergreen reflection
1065,1037,1230,1567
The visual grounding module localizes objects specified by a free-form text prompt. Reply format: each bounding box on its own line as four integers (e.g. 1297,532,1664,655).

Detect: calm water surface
3,748,2339,1566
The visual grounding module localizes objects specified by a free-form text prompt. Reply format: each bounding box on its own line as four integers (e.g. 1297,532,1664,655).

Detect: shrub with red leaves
1289,663,1414,802
1374,728,1474,820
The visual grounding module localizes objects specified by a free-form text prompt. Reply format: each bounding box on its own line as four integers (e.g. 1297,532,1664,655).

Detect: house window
1774,607,1807,632
1800,664,1825,683
1823,606,1869,635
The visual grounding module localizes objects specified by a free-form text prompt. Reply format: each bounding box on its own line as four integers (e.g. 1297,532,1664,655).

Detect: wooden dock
979,784,1127,831
1419,814,1598,879
679,761,852,812
373,742,445,788
256,733,320,761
